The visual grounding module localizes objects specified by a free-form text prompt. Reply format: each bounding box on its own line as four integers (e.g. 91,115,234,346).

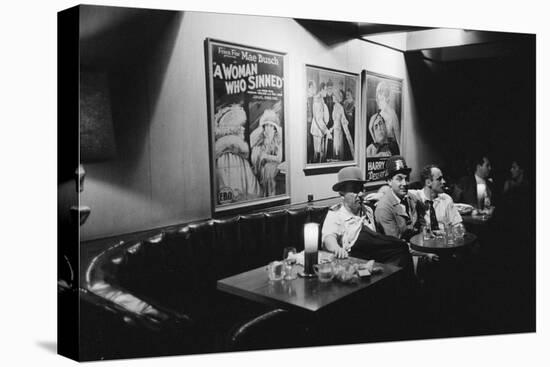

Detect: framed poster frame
362,70,404,187
205,38,290,214
304,64,360,174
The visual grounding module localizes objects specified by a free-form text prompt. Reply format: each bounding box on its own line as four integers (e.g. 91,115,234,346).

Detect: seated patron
373,158,441,266
321,166,414,271
375,156,424,241
499,159,531,230
408,164,462,231
503,159,528,196
453,155,495,210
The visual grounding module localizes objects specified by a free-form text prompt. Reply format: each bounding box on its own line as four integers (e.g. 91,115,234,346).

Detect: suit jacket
453,175,496,208
375,190,425,240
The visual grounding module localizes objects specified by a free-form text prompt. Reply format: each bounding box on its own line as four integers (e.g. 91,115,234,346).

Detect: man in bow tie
409,164,462,231
321,166,413,271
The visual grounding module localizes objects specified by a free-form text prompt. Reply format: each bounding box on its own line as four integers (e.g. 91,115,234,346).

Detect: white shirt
475,174,487,205
321,203,376,251
409,189,462,228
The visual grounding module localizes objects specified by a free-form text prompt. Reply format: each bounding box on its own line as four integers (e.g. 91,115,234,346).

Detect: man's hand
333,247,349,259
365,192,384,202
424,253,439,262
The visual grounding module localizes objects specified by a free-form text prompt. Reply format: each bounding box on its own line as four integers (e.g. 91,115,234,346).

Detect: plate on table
455,203,474,215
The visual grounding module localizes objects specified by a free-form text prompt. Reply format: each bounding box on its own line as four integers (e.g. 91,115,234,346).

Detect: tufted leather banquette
82,205,331,356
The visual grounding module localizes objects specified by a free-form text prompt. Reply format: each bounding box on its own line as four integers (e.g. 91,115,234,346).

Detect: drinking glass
422,225,432,241
267,261,285,281
444,223,455,245
283,247,297,280
453,223,466,239
434,223,446,239
313,262,335,282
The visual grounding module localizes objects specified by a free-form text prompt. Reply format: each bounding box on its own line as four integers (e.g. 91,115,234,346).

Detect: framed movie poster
363,70,403,185
304,65,360,173
205,39,289,214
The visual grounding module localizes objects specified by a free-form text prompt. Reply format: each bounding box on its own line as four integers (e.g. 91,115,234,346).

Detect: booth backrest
85,205,331,319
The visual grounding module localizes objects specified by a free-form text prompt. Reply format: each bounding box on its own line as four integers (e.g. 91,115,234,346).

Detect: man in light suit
375,156,424,241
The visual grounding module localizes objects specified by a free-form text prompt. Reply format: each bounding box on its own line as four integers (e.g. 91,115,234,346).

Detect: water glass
445,223,455,245
453,223,466,239
267,261,285,281
283,247,297,280
433,223,445,238
422,225,432,241
313,262,335,282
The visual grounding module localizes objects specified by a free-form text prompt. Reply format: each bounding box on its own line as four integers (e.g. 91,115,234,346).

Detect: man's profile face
341,182,364,215
372,114,388,143
510,161,522,179
388,173,408,198
428,167,445,194
477,157,492,179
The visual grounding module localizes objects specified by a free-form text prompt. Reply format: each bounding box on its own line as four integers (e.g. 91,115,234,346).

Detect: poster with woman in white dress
206,39,289,213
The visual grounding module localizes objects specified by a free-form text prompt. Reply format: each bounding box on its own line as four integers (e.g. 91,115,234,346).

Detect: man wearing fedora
322,166,413,271
375,156,425,241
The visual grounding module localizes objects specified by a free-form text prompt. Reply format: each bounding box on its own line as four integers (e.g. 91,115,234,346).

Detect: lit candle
303,223,319,276
304,223,319,253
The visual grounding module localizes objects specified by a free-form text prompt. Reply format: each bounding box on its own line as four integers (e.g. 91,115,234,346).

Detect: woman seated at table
503,159,529,196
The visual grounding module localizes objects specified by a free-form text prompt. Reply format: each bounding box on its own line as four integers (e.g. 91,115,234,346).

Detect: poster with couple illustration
305,65,360,172
363,70,403,184
205,39,289,214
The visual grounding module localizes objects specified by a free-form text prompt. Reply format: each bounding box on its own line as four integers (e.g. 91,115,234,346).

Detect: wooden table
217,259,402,312
410,232,477,256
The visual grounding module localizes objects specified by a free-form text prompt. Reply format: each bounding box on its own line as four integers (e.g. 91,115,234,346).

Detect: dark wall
405,36,535,190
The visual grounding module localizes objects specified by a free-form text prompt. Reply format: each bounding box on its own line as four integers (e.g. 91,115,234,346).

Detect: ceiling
296,18,534,62
79,5,534,67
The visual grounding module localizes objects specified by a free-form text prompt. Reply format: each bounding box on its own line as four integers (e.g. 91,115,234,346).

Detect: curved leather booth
82,205,331,357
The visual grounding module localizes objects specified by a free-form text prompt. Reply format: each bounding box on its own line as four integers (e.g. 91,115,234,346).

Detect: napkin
357,259,375,277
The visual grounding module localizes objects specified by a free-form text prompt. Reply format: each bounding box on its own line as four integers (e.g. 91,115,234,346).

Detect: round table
462,213,492,225
410,232,477,256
